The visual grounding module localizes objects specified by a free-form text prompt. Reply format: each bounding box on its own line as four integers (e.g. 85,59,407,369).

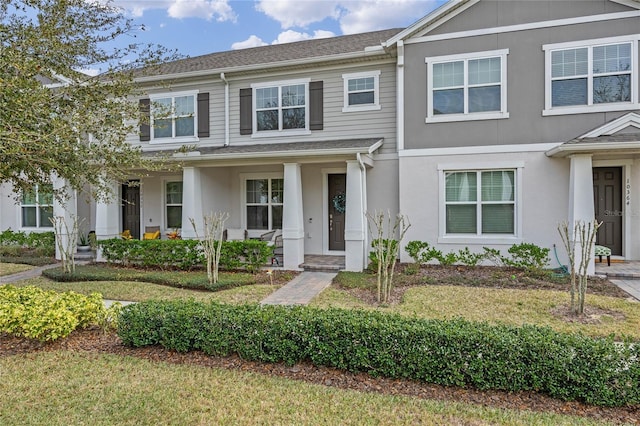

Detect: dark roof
564,133,640,145
140,28,402,77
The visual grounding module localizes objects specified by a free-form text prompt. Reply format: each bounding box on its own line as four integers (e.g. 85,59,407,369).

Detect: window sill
251,130,311,138
342,104,381,113
426,112,509,124
149,136,199,145
542,103,640,116
438,235,521,245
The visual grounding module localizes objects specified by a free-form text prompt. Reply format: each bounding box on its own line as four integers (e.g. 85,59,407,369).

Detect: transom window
254,80,308,133
151,92,197,140
426,49,509,123
165,181,183,229
444,170,515,235
342,70,380,112
21,184,53,228
245,178,283,230
544,36,638,115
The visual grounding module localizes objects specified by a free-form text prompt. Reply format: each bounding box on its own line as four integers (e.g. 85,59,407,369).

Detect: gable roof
137,28,401,81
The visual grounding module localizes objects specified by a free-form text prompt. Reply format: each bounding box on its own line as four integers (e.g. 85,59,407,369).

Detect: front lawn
0,262,33,276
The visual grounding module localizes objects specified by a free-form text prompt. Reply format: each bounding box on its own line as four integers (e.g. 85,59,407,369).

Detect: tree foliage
0,0,179,201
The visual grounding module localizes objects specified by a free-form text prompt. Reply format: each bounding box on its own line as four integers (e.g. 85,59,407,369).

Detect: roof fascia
546,141,640,157
580,113,640,138
384,0,478,47
610,0,640,9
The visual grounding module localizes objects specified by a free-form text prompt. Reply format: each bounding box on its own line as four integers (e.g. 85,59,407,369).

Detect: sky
111,0,445,58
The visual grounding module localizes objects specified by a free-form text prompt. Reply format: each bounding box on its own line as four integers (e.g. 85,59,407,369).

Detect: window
444,170,515,235
342,71,380,112
21,185,53,228
252,79,309,134
245,178,283,230
165,182,183,229
544,36,638,115
151,91,197,141
426,49,509,123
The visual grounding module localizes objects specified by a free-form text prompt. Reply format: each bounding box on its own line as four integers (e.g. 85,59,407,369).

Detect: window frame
425,49,509,123
20,184,53,229
342,70,381,112
164,180,183,230
438,162,523,244
251,79,310,137
149,90,199,143
543,35,639,116
241,173,284,233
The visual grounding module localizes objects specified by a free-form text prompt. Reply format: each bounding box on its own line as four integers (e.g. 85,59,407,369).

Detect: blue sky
113,0,444,58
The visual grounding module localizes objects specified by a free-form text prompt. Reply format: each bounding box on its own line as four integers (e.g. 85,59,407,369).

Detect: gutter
546,141,640,157
220,72,230,146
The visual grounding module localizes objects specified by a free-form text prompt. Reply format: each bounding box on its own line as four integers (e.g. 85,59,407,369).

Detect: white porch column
181,166,203,239
95,180,120,261
52,177,77,261
568,154,595,275
283,163,304,270
345,160,366,271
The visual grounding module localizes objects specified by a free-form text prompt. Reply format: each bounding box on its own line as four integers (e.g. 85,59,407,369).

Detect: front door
122,181,140,240
593,167,622,255
328,173,346,251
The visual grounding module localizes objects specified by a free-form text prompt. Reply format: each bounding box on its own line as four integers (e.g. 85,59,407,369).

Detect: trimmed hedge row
98,238,272,272
118,300,640,407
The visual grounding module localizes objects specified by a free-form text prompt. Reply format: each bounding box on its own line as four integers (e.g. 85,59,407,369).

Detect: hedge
117,300,640,407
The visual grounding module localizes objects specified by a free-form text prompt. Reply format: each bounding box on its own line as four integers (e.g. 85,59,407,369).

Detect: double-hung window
151,91,197,141
543,36,638,115
342,70,380,112
165,181,183,229
444,170,516,236
245,178,283,230
253,79,309,134
21,185,53,228
426,49,509,123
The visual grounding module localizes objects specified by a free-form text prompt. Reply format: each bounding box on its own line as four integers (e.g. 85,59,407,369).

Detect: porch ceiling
545,133,640,158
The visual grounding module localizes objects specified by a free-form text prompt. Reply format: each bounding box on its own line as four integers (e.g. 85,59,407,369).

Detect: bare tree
50,215,83,274
190,212,229,285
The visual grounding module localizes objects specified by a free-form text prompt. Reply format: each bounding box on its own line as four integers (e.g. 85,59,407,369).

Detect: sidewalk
0,263,62,284
260,271,335,306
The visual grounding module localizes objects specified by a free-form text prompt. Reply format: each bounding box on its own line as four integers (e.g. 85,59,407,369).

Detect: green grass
0,351,613,426
0,262,33,276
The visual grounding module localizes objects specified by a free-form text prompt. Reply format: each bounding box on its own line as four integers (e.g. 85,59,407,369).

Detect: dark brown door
122,182,140,240
593,167,622,255
328,173,346,251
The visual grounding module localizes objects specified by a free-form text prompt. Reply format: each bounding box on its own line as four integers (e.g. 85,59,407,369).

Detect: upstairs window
544,36,638,115
254,80,308,133
21,184,53,228
342,70,381,112
426,49,509,123
151,91,197,141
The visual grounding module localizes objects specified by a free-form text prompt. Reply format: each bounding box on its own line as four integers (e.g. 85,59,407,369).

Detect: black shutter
309,81,323,131
197,92,210,138
239,88,252,135
139,98,150,141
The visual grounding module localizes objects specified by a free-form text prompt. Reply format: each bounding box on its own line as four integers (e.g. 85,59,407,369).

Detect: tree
0,0,178,201
190,212,229,286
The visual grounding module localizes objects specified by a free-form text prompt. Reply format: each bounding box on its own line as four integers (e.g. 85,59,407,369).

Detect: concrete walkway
0,263,63,284
260,271,335,306
608,280,640,301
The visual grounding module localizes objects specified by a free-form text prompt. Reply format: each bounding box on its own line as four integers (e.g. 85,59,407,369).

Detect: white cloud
338,0,433,34
113,0,237,21
256,0,341,28
231,35,268,50
272,29,335,44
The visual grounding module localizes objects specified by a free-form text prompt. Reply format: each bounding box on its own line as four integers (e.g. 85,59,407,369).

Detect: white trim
251,78,311,137
18,184,54,230
543,35,639,115
437,161,525,171
321,168,347,255
404,10,640,45
426,49,509,123
341,70,381,113
149,90,200,144
397,40,405,152
581,112,640,137
400,142,560,158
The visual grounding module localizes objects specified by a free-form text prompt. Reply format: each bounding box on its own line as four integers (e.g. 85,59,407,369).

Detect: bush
0,285,107,341
503,243,550,271
119,300,640,407
0,229,55,257
368,239,398,271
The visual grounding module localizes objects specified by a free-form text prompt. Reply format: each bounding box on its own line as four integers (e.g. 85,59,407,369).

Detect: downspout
396,40,405,152
357,152,368,270
220,72,230,146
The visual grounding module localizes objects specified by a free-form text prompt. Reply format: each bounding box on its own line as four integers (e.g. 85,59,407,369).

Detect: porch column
52,177,77,260
568,154,595,275
95,180,120,262
283,163,304,270
345,160,366,271
181,166,203,239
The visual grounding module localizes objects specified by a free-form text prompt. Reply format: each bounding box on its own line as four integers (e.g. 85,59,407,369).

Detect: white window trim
19,185,53,230
240,172,284,235
425,49,509,123
543,35,639,116
163,179,183,230
251,78,311,138
342,70,381,112
437,162,523,245
149,90,199,144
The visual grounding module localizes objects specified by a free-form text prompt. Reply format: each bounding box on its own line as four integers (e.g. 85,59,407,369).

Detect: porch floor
300,255,346,272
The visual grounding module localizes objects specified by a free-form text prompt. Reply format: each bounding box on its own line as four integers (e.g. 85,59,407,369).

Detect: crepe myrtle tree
0,0,180,202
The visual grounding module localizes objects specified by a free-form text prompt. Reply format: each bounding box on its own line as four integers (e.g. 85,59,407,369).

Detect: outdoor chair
224,228,248,241
260,229,283,266
142,226,161,240
595,245,611,266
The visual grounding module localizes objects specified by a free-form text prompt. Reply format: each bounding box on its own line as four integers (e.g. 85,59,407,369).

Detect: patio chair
595,245,611,266
142,226,161,240
224,228,248,241
260,229,283,266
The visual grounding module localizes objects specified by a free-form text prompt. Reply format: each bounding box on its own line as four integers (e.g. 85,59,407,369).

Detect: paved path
260,271,335,306
608,280,640,301
0,263,62,284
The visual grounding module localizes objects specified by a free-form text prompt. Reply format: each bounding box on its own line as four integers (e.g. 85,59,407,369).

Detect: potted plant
77,232,91,252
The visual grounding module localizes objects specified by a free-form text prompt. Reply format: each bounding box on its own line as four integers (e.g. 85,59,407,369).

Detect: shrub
0,285,108,341
368,239,398,272
456,247,484,267
0,229,55,257
503,243,550,271
118,300,640,407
